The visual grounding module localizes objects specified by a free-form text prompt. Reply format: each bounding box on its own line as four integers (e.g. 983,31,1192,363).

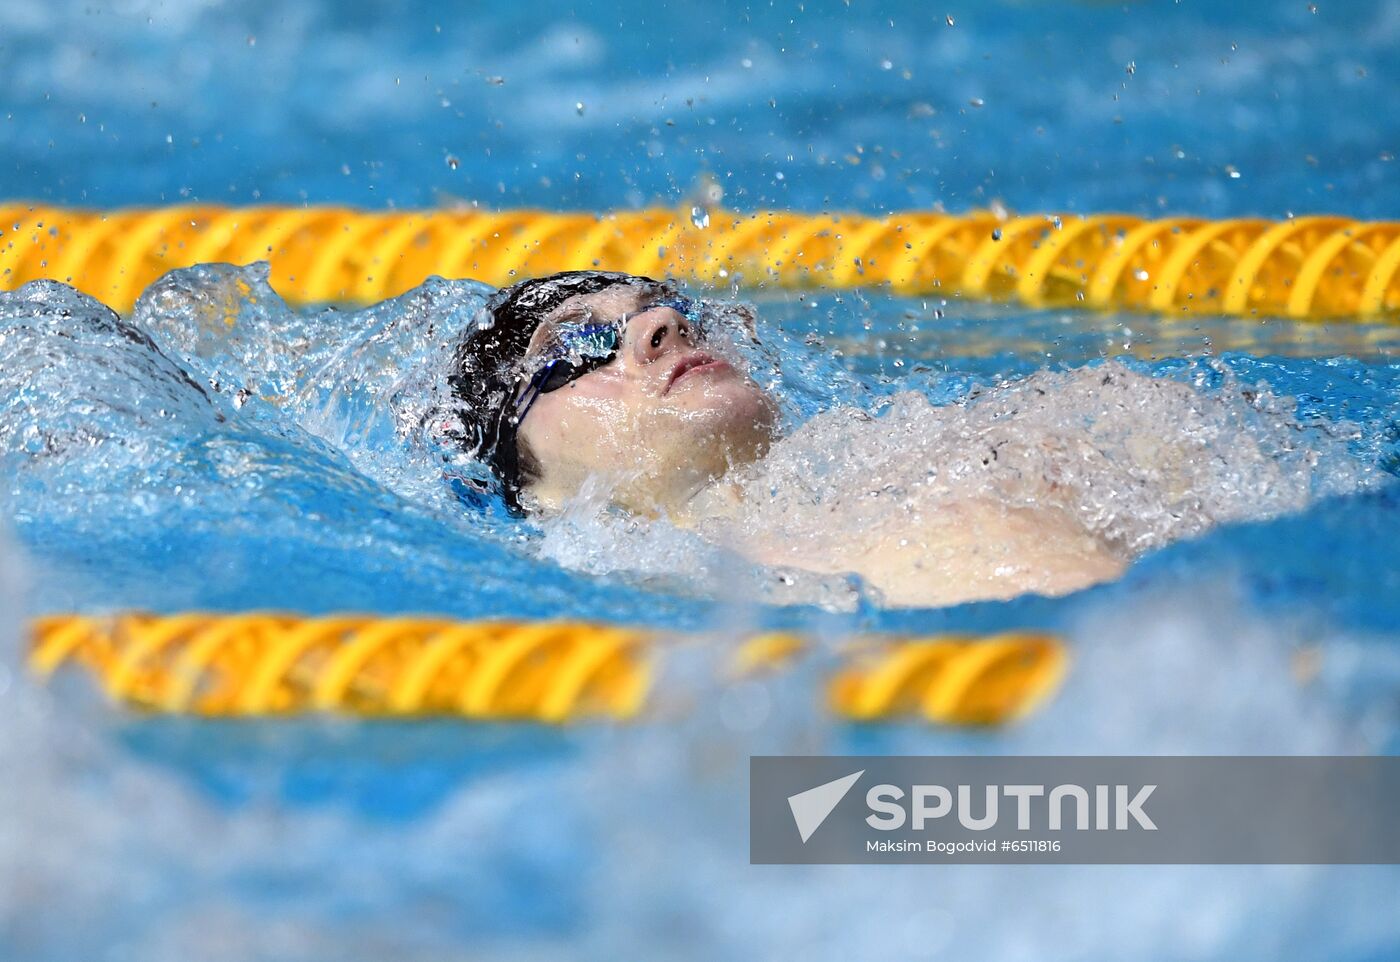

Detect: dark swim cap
447,269,662,513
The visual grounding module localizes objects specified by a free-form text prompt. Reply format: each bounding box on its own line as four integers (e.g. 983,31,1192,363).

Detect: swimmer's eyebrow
526,306,590,356
547,305,592,325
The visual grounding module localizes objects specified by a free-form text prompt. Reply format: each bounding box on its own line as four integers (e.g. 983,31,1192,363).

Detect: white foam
724,360,1377,558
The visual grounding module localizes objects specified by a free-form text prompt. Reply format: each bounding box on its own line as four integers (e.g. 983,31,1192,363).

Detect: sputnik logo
787,770,864,843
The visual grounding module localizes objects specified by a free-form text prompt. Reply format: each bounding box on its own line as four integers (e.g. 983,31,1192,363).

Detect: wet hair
447,269,662,514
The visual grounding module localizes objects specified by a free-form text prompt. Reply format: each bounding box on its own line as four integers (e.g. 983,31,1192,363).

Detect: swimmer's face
515,284,777,512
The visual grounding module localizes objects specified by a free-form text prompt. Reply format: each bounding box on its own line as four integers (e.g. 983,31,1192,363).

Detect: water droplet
575,101,586,116
1308,2,1318,12
486,76,505,86
968,97,985,108
1226,164,1242,179
445,155,460,170
1134,269,1150,281
1125,61,1136,75
690,205,710,230
945,14,955,25
880,59,893,70
340,163,351,176
246,35,256,47
991,228,1002,241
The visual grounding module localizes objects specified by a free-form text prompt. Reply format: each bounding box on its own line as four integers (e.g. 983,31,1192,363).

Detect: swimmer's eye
650,293,701,322
521,321,621,397
535,322,620,367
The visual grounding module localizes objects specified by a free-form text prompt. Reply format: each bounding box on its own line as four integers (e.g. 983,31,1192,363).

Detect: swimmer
449,270,1126,607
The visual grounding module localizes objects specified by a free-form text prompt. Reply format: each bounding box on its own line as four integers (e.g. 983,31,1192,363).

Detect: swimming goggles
507,293,701,426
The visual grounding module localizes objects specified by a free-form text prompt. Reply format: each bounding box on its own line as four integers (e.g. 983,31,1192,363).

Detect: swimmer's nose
628,304,697,366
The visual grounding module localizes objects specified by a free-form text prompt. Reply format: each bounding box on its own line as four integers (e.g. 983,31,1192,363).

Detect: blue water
4,0,1400,218
2,1,1400,960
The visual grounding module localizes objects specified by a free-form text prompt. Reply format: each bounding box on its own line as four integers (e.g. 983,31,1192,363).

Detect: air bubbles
575,101,586,116
968,97,985,108
990,228,1002,241
485,76,505,86
690,206,710,230
445,155,460,171
945,14,955,25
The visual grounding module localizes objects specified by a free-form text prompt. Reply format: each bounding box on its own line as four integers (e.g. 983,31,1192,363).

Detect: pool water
3,1,1400,960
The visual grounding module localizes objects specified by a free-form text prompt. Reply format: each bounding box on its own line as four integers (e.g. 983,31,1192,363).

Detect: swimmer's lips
664,352,732,394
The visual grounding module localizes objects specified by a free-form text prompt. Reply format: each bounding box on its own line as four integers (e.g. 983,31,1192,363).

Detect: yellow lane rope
2,203,1397,320
29,612,1068,726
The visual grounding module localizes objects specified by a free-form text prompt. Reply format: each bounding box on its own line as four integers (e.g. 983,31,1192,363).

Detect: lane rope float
29,612,1068,726
2,203,1397,319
